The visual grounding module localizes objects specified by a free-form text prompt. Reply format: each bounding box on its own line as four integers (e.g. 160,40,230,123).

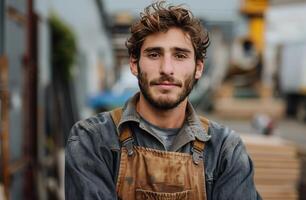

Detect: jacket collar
116,92,211,142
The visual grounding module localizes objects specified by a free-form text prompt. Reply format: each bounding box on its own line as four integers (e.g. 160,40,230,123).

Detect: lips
150,78,182,86
149,75,183,88
152,82,182,89
154,81,180,86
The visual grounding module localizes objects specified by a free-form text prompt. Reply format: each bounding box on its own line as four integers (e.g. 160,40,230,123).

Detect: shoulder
205,120,250,172
207,120,243,149
67,111,120,150
203,119,246,166
197,116,241,147
72,112,113,132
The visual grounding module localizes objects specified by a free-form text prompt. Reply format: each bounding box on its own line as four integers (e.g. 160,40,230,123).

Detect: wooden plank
252,160,300,169
255,168,299,175
0,184,5,200
240,134,301,199
255,175,299,182
214,98,285,119
255,179,298,184
0,55,8,85
257,185,298,200
241,134,295,146
248,151,297,157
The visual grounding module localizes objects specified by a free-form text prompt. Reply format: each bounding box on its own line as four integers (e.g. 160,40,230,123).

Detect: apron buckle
192,147,203,165
123,138,134,156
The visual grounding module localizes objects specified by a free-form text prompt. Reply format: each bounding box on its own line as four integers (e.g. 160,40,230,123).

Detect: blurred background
1,0,306,199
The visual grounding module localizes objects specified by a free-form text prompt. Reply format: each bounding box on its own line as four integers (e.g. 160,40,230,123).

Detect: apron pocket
135,189,192,200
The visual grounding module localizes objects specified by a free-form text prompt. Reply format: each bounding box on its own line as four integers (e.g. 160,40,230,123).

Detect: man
65,2,261,200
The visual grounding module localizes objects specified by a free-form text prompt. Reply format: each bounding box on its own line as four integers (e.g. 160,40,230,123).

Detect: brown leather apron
111,108,209,200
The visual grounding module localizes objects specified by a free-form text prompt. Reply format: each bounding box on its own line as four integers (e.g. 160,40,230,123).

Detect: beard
137,64,197,110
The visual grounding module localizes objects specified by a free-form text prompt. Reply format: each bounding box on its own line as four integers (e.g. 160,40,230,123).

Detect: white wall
264,3,306,90
35,0,114,118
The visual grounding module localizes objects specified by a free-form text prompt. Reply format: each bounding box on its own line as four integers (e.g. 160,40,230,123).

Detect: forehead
141,27,194,52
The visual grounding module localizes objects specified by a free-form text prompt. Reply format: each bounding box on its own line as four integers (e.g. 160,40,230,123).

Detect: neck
136,93,187,129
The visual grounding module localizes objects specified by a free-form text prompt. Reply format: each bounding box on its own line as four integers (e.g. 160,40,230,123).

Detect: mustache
150,75,182,87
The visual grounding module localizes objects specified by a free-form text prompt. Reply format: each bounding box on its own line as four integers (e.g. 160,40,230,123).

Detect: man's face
130,27,204,110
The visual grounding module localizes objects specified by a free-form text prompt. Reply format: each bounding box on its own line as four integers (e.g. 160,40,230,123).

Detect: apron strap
192,139,205,165
110,107,123,127
110,107,134,156
192,116,210,165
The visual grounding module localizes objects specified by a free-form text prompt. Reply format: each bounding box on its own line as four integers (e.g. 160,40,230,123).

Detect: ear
195,60,204,79
129,57,138,76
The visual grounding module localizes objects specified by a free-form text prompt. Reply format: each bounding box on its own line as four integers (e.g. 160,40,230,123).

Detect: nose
159,54,174,75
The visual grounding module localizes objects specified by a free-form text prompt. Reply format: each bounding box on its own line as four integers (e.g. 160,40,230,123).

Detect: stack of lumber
298,151,306,200
214,82,285,120
0,184,5,200
241,135,301,200
214,98,285,120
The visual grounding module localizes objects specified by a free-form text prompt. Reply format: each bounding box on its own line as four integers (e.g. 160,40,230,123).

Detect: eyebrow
143,47,192,53
173,47,192,53
143,47,162,53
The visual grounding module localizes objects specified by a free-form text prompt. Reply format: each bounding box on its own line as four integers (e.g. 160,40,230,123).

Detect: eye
175,53,188,60
147,52,160,59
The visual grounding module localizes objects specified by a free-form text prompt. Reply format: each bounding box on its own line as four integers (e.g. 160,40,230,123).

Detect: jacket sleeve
212,133,262,200
65,122,118,200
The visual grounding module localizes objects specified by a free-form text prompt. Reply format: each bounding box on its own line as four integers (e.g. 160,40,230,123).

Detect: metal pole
1,1,10,199
0,0,5,55
0,55,10,200
23,0,38,199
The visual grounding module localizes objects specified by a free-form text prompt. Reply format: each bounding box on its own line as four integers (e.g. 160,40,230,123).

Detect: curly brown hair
126,1,210,62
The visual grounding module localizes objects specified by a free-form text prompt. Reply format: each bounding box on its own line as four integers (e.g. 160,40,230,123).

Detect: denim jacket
65,93,261,200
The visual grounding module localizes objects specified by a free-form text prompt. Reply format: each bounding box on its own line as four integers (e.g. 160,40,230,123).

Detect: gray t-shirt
140,116,180,151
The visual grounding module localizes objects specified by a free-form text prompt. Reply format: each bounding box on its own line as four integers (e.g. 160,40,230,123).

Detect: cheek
139,60,156,75
183,66,197,79
180,72,195,86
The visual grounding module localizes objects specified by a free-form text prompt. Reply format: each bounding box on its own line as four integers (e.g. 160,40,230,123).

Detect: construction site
1,0,306,199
